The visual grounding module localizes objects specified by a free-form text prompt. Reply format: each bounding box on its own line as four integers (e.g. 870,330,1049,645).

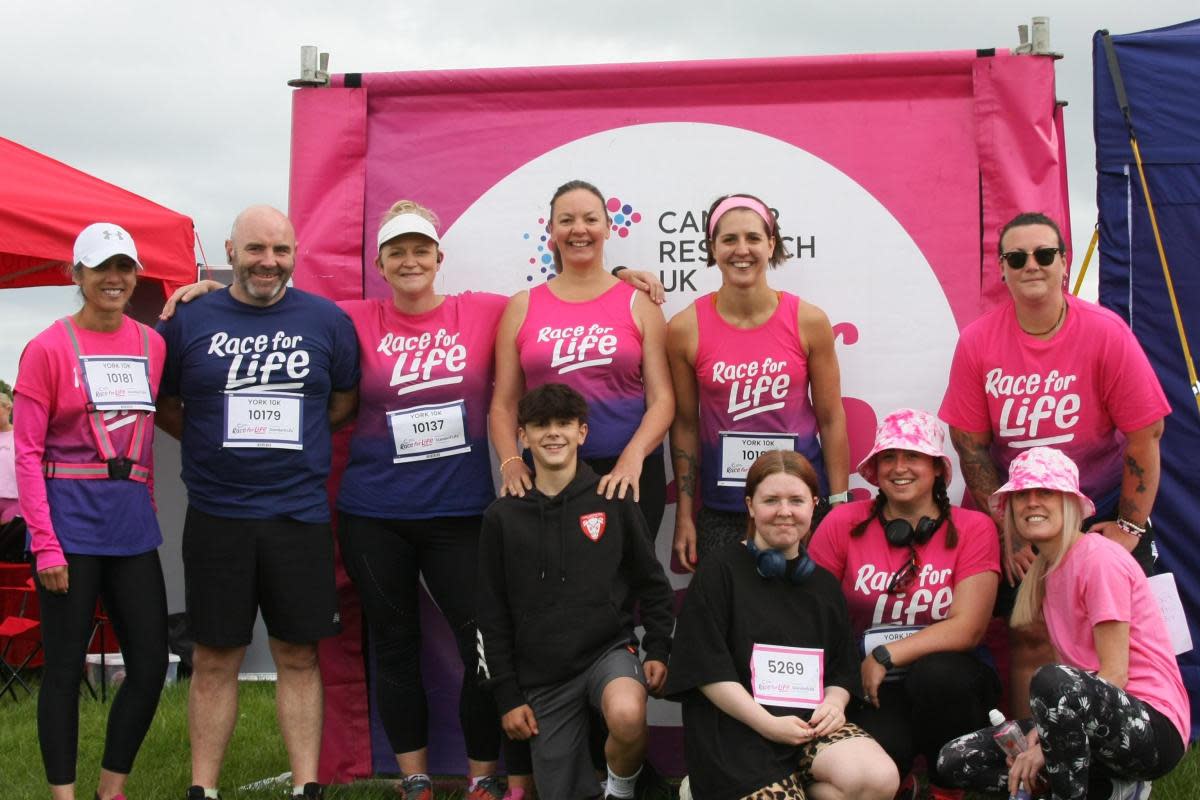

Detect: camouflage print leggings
938,664,1184,799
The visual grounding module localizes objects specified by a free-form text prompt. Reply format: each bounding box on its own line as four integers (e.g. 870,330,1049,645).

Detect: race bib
79,356,154,411
387,400,469,464
718,432,798,487
749,643,824,709
861,625,924,681
223,392,303,450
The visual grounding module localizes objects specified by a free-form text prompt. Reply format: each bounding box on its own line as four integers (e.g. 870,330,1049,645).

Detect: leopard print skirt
738,722,870,800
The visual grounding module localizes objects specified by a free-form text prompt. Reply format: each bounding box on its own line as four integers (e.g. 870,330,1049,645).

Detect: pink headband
707,196,775,238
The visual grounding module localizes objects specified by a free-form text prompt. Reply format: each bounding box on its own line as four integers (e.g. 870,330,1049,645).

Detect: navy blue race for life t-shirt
157,287,360,522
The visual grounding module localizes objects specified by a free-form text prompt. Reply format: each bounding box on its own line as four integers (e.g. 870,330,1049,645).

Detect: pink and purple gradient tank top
517,281,649,460
695,291,823,512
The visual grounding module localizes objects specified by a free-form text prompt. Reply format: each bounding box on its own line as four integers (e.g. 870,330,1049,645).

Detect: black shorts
182,505,339,647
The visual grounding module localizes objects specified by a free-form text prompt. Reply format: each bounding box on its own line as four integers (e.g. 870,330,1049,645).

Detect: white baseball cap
73,222,142,269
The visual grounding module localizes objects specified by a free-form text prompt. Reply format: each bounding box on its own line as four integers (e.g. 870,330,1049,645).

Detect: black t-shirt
664,541,860,800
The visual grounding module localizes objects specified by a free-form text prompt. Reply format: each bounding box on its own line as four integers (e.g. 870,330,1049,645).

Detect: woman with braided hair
807,409,1000,799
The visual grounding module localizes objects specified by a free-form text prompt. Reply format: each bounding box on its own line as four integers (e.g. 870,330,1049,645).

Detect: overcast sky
2,0,1195,385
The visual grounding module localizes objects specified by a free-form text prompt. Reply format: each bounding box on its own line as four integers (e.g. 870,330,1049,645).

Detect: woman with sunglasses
807,409,1000,799
666,450,898,800
938,211,1169,715
667,192,849,572
15,223,169,800
938,447,1188,800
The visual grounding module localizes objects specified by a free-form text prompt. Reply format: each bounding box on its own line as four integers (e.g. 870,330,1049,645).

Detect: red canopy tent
0,136,195,294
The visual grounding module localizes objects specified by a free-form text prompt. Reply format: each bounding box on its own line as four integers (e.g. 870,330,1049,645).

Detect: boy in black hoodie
477,383,674,800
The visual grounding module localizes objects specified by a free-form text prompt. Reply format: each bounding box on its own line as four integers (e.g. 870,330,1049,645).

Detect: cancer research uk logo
522,196,643,283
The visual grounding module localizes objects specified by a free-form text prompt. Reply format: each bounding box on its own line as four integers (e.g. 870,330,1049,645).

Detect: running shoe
927,786,964,800
466,774,506,800
1108,779,1152,800
300,782,325,799
399,775,434,800
893,772,918,800
185,788,219,800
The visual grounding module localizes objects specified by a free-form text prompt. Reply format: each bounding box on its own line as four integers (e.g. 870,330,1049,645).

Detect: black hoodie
476,463,674,715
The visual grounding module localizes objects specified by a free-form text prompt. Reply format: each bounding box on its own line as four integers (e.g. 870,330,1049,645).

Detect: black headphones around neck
879,508,946,548
745,538,815,585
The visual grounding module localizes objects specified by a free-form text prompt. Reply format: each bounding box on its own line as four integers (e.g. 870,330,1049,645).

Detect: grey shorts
526,646,647,800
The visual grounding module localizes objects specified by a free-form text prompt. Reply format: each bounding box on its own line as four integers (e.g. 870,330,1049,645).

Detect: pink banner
288,50,1069,781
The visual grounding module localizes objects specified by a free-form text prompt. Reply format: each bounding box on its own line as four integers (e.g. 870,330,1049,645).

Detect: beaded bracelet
499,455,524,471
1116,517,1146,539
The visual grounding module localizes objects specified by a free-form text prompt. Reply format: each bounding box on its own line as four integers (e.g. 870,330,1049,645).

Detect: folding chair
0,576,42,700
82,600,115,702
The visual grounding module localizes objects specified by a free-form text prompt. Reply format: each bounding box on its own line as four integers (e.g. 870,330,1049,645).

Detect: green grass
0,678,1197,798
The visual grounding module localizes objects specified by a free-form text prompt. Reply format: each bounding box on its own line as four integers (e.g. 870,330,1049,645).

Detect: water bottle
989,709,1032,800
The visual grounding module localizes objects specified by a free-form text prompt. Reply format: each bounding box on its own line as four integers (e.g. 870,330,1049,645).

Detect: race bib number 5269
749,643,823,709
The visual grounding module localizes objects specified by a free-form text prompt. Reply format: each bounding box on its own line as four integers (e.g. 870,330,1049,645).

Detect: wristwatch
827,491,851,506
611,265,629,277
871,645,894,670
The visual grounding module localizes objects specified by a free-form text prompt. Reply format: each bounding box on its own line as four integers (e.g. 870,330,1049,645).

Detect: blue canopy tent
1094,18,1200,738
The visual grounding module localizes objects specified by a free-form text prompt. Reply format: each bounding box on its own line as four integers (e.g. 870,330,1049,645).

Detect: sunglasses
886,547,920,595
1000,247,1062,270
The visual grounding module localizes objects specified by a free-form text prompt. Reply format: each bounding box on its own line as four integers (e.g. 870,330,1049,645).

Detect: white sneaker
1108,778,1152,800
678,775,692,800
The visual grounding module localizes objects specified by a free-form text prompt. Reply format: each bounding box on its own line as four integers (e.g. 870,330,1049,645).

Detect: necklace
1019,301,1066,337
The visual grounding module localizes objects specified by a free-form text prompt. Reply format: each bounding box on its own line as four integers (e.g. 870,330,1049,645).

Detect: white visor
377,213,440,250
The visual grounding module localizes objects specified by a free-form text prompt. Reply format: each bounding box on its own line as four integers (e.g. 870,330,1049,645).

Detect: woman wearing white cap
938,446,1188,800
14,223,169,800
807,408,1000,800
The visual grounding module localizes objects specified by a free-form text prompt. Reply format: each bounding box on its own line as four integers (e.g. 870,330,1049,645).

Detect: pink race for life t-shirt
939,294,1169,510
14,316,165,568
808,499,1000,639
1043,533,1190,743
517,281,649,460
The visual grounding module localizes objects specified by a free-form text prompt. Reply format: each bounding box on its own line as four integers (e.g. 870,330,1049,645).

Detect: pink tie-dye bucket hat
988,446,1096,517
856,408,953,486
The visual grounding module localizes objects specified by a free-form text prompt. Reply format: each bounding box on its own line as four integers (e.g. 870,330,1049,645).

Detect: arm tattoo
1124,453,1148,493
949,429,1002,495
671,445,698,497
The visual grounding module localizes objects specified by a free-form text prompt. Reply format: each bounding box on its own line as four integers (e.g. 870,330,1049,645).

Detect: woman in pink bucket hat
938,447,1188,800
808,409,1000,799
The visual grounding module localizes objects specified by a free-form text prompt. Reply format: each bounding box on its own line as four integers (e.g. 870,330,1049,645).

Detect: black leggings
938,664,1185,799
847,651,999,788
35,550,168,785
584,450,667,540
337,512,501,761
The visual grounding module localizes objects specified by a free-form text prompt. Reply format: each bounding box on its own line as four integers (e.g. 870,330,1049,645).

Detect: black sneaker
186,788,219,800
635,759,670,799
301,783,325,799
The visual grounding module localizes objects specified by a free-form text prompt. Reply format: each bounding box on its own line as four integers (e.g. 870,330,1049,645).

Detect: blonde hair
1008,493,1084,628
379,200,440,231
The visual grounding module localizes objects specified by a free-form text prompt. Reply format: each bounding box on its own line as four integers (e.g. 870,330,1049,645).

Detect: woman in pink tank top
490,180,674,538
667,193,850,571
